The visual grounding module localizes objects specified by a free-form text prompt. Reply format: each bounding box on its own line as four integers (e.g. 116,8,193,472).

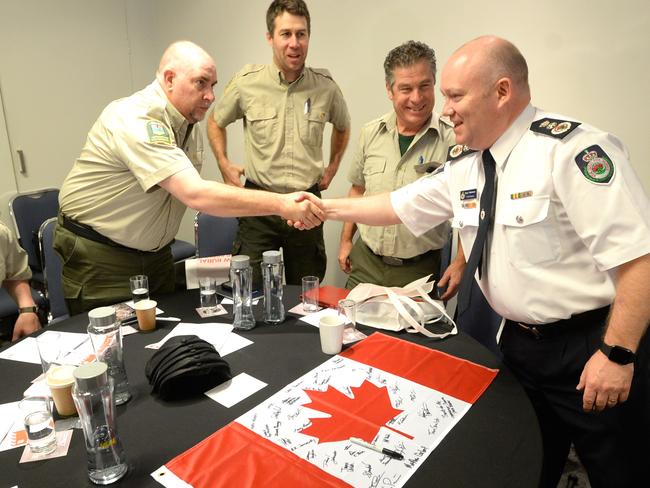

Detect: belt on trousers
365,241,437,267
244,180,320,195
59,213,160,254
507,305,610,340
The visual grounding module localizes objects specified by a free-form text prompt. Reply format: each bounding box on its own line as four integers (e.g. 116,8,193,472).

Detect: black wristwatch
18,306,38,314
600,342,636,365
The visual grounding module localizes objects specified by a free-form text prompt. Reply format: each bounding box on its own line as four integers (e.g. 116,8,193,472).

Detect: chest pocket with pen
246,107,277,147
495,195,561,267
299,103,328,147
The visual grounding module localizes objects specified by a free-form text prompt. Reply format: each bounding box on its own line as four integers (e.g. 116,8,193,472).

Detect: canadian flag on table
152,333,498,488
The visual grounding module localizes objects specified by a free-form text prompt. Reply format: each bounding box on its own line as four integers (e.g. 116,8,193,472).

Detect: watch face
608,345,635,365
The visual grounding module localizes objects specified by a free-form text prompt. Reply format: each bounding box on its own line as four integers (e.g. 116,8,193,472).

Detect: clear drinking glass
301,276,319,313
19,396,57,454
36,331,62,375
129,275,149,303
338,298,357,331
199,276,218,312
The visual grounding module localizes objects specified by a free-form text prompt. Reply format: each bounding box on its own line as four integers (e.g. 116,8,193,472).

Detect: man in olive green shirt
0,222,41,341
208,0,351,286
56,41,323,314
339,41,465,294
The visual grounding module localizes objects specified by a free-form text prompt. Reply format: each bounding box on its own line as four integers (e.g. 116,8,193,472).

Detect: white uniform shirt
392,104,650,324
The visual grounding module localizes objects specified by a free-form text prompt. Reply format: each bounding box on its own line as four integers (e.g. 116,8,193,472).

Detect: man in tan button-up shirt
208,0,351,286
0,222,41,341
56,41,324,314
339,41,465,294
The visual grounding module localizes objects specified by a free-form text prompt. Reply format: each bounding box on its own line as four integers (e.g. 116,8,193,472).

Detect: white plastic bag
346,275,457,339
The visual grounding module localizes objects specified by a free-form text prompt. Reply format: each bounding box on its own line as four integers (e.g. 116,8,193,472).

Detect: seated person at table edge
339,40,465,296
55,40,323,316
207,0,351,287
317,36,650,488
0,222,41,342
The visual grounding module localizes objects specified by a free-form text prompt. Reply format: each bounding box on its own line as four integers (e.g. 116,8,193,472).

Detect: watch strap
600,342,635,365
18,306,38,314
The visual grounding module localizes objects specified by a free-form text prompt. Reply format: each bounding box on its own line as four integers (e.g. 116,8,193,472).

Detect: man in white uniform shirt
321,36,650,488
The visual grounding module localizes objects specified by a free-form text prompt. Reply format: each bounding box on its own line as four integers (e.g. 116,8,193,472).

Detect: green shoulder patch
530,118,581,139
574,144,615,184
147,120,173,145
447,144,477,162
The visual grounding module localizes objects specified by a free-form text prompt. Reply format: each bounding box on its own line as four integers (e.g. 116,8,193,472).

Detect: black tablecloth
0,286,541,487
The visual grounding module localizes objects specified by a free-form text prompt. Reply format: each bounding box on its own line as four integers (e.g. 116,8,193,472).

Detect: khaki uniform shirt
348,111,454,258
0,222,32,282
213,64,350,193
59,81,202,251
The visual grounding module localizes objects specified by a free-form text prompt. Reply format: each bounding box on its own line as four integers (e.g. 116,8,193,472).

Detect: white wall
151,0,649,286
1,0,648,286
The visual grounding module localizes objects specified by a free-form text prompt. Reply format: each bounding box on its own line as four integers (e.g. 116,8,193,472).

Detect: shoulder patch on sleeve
530,118,581,139
311,67,333,80
447,144,477,161
146,120,173,145
574,144,615,185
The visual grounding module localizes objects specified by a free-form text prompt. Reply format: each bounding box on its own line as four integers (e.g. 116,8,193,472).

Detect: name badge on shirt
460,188,478,209
460,189,477,200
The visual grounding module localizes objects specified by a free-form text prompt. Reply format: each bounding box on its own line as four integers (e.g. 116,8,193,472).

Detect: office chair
194,212,238,257
8,188,60,287
170,239,197,263
38,218,69,323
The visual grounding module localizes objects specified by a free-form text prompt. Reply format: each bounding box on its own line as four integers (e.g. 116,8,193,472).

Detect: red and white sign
153,333,498,488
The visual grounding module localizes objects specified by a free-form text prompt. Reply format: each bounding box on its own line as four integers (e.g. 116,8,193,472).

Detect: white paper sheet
145,322,234,350
219,333,253,357
204,372,267,408
298,307,341,327
0,401,25,452
0,331,88,365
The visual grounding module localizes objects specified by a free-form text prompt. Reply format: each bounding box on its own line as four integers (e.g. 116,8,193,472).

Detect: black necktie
457,150,497,316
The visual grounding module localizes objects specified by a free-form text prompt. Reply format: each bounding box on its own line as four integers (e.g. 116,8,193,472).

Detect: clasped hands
282,192,327,230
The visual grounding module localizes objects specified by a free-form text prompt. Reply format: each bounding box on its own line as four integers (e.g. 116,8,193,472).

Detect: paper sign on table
185,255,231,290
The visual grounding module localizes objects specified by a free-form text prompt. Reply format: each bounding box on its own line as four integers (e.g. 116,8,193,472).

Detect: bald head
441,36,531,150
454,36,529,94
156,41,217,123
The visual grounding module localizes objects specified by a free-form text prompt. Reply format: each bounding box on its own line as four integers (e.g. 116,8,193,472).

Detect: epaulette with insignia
447,144,477,162
530,118,581,139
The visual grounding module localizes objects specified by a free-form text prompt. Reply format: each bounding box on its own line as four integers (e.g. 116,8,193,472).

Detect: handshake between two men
285,192,397,230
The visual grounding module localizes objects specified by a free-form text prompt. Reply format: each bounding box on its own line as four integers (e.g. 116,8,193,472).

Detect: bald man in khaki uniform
0,222,41,341
56,41,324,315
208,0,350,287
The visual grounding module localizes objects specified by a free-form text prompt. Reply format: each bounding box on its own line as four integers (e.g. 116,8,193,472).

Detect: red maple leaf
300,380,413,444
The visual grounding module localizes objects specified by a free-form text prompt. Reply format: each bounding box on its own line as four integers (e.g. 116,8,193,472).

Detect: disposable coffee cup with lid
46,364,78,417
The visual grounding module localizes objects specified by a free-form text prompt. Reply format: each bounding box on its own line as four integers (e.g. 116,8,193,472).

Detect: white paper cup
319,315,345,355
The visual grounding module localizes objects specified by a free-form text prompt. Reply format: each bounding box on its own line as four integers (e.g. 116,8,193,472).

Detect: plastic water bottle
87,307,131,405
261,250,285,324
72,362,128,485
231,255,255,330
